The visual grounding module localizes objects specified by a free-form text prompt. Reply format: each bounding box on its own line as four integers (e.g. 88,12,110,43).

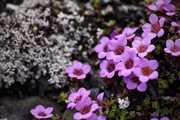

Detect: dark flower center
38,112,47,117
152,22,161,33
107,62,115,72
171,45,180,52
125,59,134,69
131,75,140,84
103,45,109,52
138,45,148,53
115,45,124,55
75,95,82,103
80,105,91,114
142,66,153,76
73,69,83,76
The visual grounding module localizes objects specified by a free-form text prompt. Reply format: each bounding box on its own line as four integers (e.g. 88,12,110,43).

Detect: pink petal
149,14,158,24
100,60,108,69
137,83,147,92
77,74,86,79
100,36,109,43
147,45,155,52
73,61,82,68
164,48,171,54
163,0,171,4
149,71,159,80
73,112,82,120
35,105,45,111
133,68,142,77
166,39,174,49
126,81,137,90
95,44,103,52
121,70,132,77
172,51,180,56
82,64,91,73
67,102,76,109
175,39,180,47
91,103,99,111
166,12,176,16
98,52,107,59
107,71,115,78
149,60,159,69
132,39,141,48
160,116,170,120
148,4,158,11
157,29,164,37
45,107,53,114
97,92,104,101
99,70,107,78
159,17,165,27
139,76,149,83
66,66,73,74
142,23,152,32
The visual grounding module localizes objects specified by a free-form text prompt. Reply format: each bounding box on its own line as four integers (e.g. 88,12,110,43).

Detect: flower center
80,105,91,114
103,45,109,52
142,66,153,76
152,22,161,33
107,62,115,72
171,45,180,52
125,59,134,69
138,45,148,53
115,45,124,55
38,112,47,117
131,75,141,84
73,69,83,76
75,95,82,103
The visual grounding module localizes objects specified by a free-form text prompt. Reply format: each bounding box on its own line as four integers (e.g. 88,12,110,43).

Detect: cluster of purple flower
67,88,106,120
95,0,180,93
147,0,180,56
148,0,176,16
95,26,158,92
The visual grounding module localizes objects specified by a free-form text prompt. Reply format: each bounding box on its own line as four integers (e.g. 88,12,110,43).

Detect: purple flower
134,58,159,82
99,60,117,78
116,49,140,77
148,0,176,16
66,61,91,80
151,118,159,120
87,114,106,120
171,21,180,35
67,87,91,109
160,117,170,120
123,73,148,92
106,36,128,62
30,105,53,119
132,33,156,58
143,14,165,37
151,117,170,120
95,37,111,59
73,97,99,120
164,39,180,56
121,27,138,41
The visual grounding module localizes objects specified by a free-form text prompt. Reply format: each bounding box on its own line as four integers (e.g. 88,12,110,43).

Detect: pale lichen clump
0,0,102,88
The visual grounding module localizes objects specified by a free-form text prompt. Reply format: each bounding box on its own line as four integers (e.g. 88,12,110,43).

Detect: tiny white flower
117,97,130,109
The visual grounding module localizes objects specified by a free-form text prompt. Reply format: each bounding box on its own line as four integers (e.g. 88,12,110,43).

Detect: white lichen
0,0,101,88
